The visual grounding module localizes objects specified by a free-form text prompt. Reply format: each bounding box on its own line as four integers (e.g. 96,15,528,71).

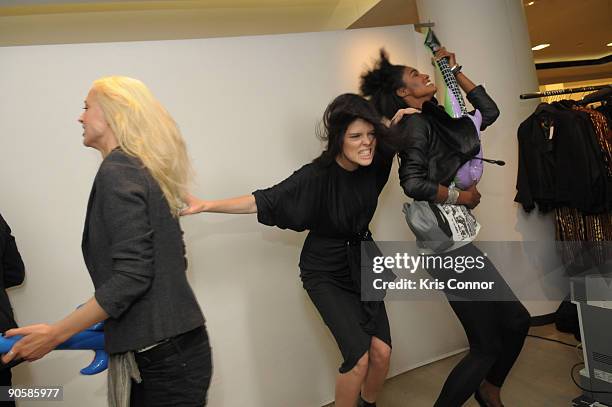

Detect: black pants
427,244,531,407
0,368,14,407
130,326,212,407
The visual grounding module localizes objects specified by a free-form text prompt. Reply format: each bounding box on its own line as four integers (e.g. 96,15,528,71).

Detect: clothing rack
519,84,610,100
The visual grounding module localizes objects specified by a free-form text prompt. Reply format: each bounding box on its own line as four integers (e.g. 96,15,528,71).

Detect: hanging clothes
516,98,612,268
555,207,612,267
553,105,612,267
514,101,611,214
572,105,612,177
596,103,612,125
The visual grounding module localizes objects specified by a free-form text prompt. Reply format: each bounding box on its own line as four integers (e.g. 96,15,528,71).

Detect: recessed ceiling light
527,1,535,5
607,42,612,47
532,43,550,51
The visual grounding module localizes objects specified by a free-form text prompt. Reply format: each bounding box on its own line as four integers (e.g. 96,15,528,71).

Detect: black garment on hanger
515,102,610,214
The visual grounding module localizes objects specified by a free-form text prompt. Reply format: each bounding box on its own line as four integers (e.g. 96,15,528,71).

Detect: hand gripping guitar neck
424,28,484,189
0,321,107,375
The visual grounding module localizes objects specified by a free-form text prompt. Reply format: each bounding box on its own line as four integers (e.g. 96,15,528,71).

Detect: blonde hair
91,76,192,216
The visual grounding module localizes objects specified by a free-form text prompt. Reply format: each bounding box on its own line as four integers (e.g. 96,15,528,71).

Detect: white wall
0,26,467,407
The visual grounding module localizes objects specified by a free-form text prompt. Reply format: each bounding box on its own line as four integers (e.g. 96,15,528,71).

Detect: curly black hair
360,49,408,119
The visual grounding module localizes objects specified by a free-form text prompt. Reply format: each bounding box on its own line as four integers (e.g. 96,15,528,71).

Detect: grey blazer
82,149,205,354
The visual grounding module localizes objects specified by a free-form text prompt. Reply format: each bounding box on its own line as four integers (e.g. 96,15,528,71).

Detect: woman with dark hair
361,50,530,407
182,93,393,407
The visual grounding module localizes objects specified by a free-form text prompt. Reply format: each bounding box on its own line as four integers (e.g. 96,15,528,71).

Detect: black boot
474,389,488,407
475,388,505,407
358,396,377,407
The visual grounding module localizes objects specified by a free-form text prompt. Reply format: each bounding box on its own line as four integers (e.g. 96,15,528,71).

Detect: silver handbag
402,201,453,253
403,201,480,253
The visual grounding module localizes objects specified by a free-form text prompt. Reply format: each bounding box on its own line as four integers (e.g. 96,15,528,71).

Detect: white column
416,0,561,317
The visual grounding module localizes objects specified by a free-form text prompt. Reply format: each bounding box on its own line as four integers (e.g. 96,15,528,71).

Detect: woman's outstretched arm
181,194,257,215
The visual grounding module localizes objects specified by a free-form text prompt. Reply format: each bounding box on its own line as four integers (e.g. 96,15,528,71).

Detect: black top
515,102,610,214
396,85,500,201
82,149,205,353
0,213,25,332
253,144,394,292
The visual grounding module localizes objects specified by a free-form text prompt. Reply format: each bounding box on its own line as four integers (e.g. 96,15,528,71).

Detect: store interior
0,0,610,406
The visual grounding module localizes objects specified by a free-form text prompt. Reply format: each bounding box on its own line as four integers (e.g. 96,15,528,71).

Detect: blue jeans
130,326,212,407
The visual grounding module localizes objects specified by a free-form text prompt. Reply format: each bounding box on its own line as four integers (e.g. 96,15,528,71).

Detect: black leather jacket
397,85,500,201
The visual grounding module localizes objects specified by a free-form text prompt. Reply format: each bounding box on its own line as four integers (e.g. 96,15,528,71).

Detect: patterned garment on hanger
556,106,612,268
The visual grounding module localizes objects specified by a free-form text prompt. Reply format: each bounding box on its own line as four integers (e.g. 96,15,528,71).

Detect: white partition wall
0,26,470,406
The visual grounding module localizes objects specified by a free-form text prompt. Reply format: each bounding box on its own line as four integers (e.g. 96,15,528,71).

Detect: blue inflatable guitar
0,321,107,375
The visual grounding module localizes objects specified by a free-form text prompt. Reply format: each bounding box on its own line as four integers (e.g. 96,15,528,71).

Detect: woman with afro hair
361,49,530,407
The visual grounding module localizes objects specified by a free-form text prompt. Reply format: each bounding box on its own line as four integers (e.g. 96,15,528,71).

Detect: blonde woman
2,76,211,406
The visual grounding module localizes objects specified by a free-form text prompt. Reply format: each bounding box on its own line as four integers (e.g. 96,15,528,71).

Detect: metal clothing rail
519,84,610,100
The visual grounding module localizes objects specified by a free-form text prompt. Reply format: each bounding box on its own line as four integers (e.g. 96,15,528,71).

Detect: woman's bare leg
361,337,391,403
335,352,370,407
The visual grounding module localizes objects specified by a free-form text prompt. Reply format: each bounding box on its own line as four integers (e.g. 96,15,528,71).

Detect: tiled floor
325,324,583,406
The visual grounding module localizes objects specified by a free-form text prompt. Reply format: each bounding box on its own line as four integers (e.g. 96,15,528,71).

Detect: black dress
253,146,394,373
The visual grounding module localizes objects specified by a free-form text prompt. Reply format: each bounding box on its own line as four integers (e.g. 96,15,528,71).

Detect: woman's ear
396,86,409,98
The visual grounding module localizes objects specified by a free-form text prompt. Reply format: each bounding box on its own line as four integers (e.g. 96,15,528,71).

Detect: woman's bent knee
370,341,391,366
348,352,370,377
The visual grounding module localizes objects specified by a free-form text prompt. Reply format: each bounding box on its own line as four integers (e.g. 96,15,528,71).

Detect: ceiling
523,0,611,84
349,0,419,29
0,0,609,84
0,0,397,46
0,0,359,5
523,0,611,62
